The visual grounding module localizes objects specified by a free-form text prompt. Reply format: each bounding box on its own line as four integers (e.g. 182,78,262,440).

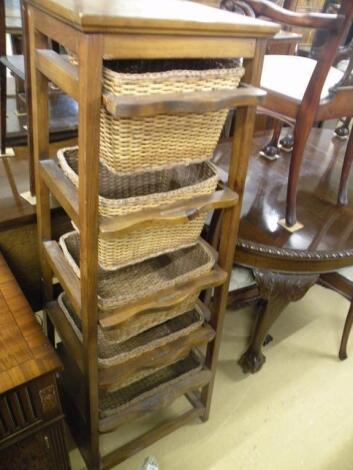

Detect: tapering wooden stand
26,0,278,467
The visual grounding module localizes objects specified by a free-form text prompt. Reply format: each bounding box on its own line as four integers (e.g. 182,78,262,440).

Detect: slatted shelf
35,50,79,100
103,85,267,118
42,240,81,314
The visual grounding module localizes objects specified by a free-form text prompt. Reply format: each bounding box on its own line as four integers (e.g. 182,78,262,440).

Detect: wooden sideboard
0,252,71,469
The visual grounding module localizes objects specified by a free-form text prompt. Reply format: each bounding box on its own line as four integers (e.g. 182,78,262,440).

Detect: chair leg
285,118,312,227
278,133,294,153
259,119,283,160
339,301,353,361
338,129,353,206
335,117,351,140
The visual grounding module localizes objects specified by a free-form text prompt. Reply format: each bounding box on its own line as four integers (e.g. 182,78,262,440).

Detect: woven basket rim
58,292,204,367
103,65,245,83
59,230,217,311
57,146,219,206
99,350,203,419
59,230,216,279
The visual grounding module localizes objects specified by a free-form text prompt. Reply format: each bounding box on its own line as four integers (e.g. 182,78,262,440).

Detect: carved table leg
239,270,318,374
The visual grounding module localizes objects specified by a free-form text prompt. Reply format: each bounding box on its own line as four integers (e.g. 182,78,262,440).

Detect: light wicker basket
59,231,216,312
99,352,204,421
59,293,204,390
58,147,219,269
100,64,244,174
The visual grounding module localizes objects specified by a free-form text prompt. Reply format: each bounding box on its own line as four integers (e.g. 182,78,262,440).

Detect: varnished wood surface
0,252,61,394
103,86,266,118
26,0,275,464
215,128,353,271
27,0,279,36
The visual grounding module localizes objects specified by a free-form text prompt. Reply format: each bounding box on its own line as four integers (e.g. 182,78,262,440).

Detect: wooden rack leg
27,12,55,343
201,39,267,421
22,0,36,196
77,34,103,470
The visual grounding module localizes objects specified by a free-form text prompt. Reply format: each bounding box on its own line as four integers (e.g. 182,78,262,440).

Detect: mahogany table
215,128,353,373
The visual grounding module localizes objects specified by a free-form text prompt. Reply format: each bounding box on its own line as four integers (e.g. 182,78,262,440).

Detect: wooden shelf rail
103,85,267,118
35,50,79,100
39,159,239,237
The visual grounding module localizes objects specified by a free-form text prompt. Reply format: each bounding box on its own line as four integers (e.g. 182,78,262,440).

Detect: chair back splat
221,0,353,227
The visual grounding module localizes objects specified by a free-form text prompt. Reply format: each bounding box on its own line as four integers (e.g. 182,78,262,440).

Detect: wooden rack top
0,253,61,394
26,0,279,37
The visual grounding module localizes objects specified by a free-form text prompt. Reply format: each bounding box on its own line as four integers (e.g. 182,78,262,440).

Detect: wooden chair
221,0,353,229
320,268,353,360
332,26,353,140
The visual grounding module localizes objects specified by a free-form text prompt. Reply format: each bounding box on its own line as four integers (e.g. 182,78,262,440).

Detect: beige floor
69,285,353,470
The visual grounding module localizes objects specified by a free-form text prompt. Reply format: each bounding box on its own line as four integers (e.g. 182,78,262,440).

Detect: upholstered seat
337,265,353,282
261,55,344,102
229,265,255,291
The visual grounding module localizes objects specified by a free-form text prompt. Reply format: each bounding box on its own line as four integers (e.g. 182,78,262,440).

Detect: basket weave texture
99,352,203,419
59,294,204,390
58,147,218,217
100,66,244,174
59,232,216,311
59,293,203,367
58,147,218,269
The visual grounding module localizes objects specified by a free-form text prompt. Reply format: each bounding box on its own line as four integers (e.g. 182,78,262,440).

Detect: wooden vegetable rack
25,0,278,468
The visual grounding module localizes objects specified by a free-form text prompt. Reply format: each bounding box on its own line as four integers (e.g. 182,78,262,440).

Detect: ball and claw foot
260,145,280,161
335,125,349,140
278,135,294,153
238,347,266,374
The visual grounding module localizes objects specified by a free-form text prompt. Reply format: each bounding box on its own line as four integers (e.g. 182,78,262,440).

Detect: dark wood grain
228,0,344,30
103,86,266,118
215,129,353,272
0,252,60,393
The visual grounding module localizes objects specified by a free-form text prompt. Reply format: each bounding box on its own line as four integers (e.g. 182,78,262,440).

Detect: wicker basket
59,293,204,390
100,294,199,344
59,231,216,312
58,147,218,269
59,293,203,366
100,65,244,174
99,351,203,420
